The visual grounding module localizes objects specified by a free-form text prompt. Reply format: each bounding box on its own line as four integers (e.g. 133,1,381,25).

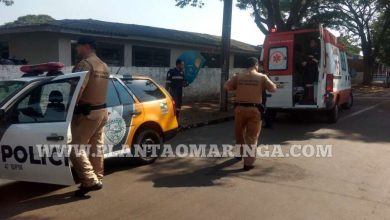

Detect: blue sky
0,0,265,45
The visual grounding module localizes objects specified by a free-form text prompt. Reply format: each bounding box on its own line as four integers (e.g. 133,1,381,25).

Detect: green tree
176,0,205,8
176,0,330,34
176,0,389,83
372,10,390,66
320,0,390,83
1,0,13,6
5,15,55,26
337,35,361,56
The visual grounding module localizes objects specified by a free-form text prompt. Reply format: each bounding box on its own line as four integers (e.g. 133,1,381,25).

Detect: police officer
262,89,273,129
259,62,273,129
70,36,109,196
303,39,320,102
166,59,189,117
224,57,277,171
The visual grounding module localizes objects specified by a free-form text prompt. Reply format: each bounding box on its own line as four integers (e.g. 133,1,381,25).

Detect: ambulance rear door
264,33,294,108
0,72,86,185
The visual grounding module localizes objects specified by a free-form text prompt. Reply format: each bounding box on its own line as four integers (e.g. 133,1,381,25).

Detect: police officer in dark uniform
259,62,273,129
166,59,189,117
302,39,320,102
262,89,273,128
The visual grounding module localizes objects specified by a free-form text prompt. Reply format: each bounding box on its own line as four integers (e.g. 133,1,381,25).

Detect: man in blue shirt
166,59,189,118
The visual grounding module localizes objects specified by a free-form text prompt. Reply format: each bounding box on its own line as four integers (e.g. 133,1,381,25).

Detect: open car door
0,72,86,185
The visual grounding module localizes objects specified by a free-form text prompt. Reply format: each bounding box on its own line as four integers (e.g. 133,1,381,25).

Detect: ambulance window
268,47,288,70
106,80,121,107
340,52,347,71
11,78,79,124
112,79,134,105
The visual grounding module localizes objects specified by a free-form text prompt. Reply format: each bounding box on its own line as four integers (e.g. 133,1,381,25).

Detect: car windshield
0,80,26,106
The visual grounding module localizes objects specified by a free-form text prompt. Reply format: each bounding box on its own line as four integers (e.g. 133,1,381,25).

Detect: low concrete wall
0,65,243,101
351,72,364,85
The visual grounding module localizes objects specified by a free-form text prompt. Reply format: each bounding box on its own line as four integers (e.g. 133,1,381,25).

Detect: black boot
243,165,255,171
75,182,103,197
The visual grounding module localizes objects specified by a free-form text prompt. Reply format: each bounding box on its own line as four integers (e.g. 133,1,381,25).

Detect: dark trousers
170,89,183,118
263,107,273,127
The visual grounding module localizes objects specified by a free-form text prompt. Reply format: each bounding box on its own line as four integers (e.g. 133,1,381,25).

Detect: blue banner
178,51,206,84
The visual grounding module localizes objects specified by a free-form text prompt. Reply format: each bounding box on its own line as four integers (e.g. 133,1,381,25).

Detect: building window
201,53,221,68
71,42,124,66
0,41,9,59
132,46,170,67
97,43,124,66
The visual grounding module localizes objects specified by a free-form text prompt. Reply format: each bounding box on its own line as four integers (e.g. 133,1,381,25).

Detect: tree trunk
362,55,373,85
361,37,374,84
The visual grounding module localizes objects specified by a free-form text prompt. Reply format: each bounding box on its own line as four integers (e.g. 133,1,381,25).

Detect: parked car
0,63,178,185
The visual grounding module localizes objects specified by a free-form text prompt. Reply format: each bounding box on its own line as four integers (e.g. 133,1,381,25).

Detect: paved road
1,96,390,220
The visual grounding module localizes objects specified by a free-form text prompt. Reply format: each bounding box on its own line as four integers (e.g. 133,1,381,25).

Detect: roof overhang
0,24,261,54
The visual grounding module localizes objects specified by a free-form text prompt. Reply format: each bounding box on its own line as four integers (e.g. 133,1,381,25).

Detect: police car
0,63,178,185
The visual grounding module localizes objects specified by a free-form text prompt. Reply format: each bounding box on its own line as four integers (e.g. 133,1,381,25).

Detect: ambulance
262,25,353,123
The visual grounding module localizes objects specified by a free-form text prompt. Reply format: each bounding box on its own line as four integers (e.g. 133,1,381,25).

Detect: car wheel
341,93,353,110
133,129,162,164
327,104,339,123
268,110,278,121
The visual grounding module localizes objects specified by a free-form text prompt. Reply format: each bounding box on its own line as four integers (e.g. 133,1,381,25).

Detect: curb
178,115,234,132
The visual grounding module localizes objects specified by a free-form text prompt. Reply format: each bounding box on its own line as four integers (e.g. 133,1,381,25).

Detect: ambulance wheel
133,129,162,164
327,104,339,123
342,93,353,110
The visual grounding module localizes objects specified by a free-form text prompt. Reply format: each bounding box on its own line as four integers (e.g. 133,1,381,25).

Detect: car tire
327,104,339,123
341,93,353,110
132,129,162,164
268,110,278,121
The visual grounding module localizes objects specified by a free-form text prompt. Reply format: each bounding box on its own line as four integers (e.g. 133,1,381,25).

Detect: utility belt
74,103,107,115
234,102,266,118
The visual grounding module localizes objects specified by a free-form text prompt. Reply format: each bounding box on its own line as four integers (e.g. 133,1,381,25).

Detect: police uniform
166,68,187,116
225,71,276,168
70,53,109,187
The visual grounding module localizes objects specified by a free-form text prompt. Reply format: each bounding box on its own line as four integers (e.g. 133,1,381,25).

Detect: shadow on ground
0,158,147,219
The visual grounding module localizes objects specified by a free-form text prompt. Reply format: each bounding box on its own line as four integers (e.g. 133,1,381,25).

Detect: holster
74,104,92,116
234,103,266,119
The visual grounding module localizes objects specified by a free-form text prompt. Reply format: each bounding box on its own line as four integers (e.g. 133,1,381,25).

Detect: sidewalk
353,84,390,97
179,99,234,130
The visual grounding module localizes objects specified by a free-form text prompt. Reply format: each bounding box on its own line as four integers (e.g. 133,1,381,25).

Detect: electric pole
220,0,233,112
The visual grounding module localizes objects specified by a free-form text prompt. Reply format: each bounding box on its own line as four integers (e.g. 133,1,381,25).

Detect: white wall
58,38,72,66
0,65,244,101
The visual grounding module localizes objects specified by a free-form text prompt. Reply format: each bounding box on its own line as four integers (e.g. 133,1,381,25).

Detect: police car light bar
20,62,65,74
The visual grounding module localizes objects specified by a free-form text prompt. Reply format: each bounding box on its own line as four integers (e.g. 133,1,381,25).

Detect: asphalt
1,95,390,220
